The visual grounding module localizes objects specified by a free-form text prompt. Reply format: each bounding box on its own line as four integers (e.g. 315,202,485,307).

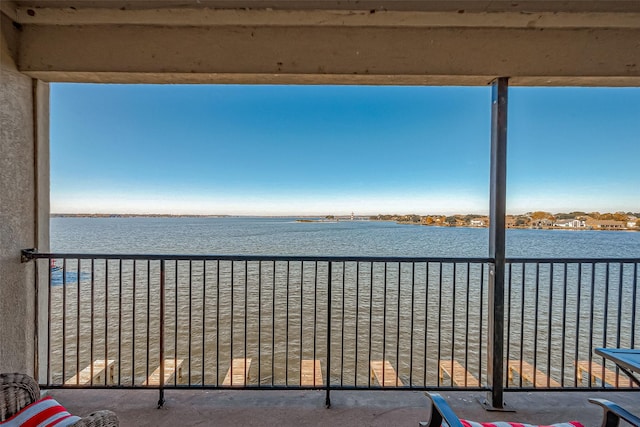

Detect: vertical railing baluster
615,262,623,387
158,259,166,408
574,263,582,387
104,260,109,387
244,261,248,387
547,263,553,387
383,262,388,387
258,261,262,387
631,262,638,349
561,263,568,387
300,261,304,387
355,262,360,387
90,259,95,387
230,261,235,386
201,261,206,385
213,260,217,386
285,261,290,386
341,262,346,388
465,262,470,386
588,263,596,387
424,262,429,387
369,262,374,388
396,262,401,387
34,258,39,383
313,262,318,387
479,263,484,386
76,259,81,385
271,261,275,387
132,260,137,386
326,261,332,408
451,263,456,386
533,263,540,387
604,262,611,345
47,257,52,386
118,259,122,386
173,261,178,386
409,262,415,388
146,260,150,383
188,260,192,386
436,262,442,387
616,262,623,343
519,263,525,388
505,263,512,381
62,258,67,384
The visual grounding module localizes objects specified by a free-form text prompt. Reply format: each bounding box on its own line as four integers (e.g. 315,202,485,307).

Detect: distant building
531,219,553,228
468,216,489,227
553,219,586,228
586,219,627,229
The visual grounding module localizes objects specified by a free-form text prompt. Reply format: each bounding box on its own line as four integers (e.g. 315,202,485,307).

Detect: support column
486,77,508,410
0,12,50,376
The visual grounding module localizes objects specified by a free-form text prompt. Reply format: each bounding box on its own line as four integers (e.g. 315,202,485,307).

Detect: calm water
46,217,640,388
50,216,640,258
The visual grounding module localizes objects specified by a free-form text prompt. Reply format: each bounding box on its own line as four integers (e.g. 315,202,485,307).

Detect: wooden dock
508,360,560,388
576,361,634,387
143,359,184,386
370,360,403,387
222,358,252,386
439,360,479,386
65,359,114,385
300,359,323,386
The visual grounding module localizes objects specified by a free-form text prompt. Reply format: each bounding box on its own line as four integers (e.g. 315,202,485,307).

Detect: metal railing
505,258,639,390
21,251,640,405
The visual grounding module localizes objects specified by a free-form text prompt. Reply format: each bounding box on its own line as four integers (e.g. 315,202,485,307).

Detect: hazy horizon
50,210,639,217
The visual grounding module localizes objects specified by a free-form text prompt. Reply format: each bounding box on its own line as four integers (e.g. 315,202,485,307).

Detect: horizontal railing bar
23,249,640,264
22,249,493,264
506,257,640,264
45,383,635,392
501,387,639,393
42,384,491,392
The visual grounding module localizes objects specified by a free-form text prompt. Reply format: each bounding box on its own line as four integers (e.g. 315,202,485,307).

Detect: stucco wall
0,12,49,375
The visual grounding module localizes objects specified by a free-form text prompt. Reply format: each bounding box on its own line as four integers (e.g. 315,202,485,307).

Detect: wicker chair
421,392,640,427
0,373,119,426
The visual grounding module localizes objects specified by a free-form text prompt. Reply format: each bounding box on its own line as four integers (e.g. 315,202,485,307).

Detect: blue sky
50,84,639,216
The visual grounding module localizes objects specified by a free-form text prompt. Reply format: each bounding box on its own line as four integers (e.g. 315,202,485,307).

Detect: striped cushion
0,396,81,427
459,421,584,427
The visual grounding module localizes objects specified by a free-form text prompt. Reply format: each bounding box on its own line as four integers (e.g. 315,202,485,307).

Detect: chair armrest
420,392,465,427
71,409,119,427
589,398,640,427
0,373,41,421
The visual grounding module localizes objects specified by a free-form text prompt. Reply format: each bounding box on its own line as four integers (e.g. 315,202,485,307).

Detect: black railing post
158,259,166,408
325,262,332,408
486,77,508,410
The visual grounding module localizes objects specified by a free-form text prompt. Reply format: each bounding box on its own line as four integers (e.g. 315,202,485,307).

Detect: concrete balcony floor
47,388,639,427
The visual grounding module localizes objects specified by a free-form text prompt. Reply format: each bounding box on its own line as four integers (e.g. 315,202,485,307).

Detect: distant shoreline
50,212,640,231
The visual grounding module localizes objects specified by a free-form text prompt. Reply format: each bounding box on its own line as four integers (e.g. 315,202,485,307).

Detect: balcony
4,2,640,425
21,250,639,421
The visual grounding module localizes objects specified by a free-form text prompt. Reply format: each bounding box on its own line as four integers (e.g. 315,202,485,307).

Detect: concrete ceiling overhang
2,0,640,86
8,1,640,13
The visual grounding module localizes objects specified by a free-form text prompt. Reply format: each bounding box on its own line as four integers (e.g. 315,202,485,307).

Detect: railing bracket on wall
21,248,37,263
